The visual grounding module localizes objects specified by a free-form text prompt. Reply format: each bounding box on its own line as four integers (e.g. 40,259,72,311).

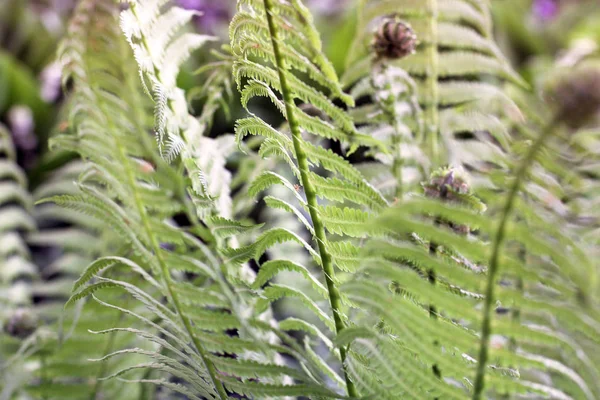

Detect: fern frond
0,122,36,317
345,0,525,174
344,186,599,399
229,1,400,396
49,3,346,399
121,0,235,219
349,62,426,199
0,125,41,397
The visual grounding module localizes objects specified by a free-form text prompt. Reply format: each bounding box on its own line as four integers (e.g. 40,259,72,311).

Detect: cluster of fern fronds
0,0,598,399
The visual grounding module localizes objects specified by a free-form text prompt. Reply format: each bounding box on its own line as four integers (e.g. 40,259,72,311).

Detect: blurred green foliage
0,52,51,131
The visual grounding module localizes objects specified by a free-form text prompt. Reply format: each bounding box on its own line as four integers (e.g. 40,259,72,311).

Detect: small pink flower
532,0,559,21
176,0,231,34
39,62,62,103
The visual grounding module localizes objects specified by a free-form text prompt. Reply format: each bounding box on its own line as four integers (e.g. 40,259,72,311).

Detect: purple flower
307,0,348,17
7,106,36,151
532,0,559,21
7,106,38,168
39,62,62,103
29,0,77,34
177,0,202,8
177,0,231,34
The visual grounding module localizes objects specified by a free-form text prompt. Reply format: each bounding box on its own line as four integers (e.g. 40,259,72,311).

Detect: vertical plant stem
472,122,556,399
392,129,404,199
373,63,404,199
428,219,441,379
41,355,48,400
262,0,357,396
424,0,440,161
508,248,526,352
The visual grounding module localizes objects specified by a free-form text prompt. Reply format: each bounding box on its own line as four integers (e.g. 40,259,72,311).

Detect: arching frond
230,0,393,396
48,2,345,399
343,170,599,399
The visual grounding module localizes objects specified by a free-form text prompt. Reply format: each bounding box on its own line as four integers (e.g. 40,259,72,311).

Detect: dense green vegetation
1,0,599,399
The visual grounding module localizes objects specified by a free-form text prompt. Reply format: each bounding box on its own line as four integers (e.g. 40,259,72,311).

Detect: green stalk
262,0,357,396
41,355,48,400
472,121,556,399
373,63,403,199
424,0,440,161
392,129,404,199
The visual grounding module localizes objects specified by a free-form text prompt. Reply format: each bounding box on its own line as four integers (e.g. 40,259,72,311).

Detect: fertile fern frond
345,0,524,172
351,61,426,200
508,59,600,242
491,60,600,397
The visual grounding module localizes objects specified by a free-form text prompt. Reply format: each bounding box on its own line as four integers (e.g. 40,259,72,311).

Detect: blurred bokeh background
1,0,599,175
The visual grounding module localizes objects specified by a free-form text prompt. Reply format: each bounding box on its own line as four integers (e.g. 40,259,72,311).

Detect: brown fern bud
4,308,38,339
423,167,485,235
423,167,470,202
373,18,417,60
550,65,600,128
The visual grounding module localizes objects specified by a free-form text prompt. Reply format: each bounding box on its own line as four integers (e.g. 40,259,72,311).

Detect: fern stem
373,63,404,198
392,131,404,199
41,355,48,400
262,0,357,396
110,111,228,400
472,121,556,399
424,0,440,161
